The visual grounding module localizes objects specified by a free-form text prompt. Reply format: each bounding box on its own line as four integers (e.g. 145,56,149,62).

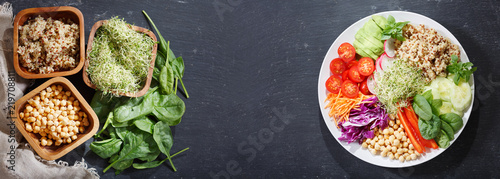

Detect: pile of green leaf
89,11,189,175
413,92,463,148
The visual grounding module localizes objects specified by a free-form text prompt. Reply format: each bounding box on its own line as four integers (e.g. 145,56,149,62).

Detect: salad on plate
318,11,476,167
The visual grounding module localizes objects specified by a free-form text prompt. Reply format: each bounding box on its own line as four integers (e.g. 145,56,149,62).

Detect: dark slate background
11,0,500,178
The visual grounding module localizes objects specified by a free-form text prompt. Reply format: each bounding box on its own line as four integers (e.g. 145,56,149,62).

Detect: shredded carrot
324,90,373,128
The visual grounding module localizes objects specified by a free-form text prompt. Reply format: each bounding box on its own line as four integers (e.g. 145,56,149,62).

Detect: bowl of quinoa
394,24,461,82
13,6,85,79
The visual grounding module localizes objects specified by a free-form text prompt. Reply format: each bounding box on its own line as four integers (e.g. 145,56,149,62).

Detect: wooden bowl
14,77,99,161
13,6,85,79
82,20,158,97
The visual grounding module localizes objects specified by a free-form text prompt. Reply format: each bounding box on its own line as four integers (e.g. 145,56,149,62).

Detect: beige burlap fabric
0,2,99,179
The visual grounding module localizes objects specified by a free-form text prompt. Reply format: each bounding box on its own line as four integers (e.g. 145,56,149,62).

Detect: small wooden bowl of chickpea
14,77,98,160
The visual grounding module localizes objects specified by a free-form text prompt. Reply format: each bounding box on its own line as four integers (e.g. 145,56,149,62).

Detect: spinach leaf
160,62,174,95
133,159,166,169
171,56,185,79
134,128,161,162
104,129,153,173
134,116,155,134
153,121,173,155
90,91,120,122
435,130,451,148
152,93,185,126
418,115,441,140
153,121,177,171
413,94,433,121
441,120,455,140
422,90,433,103
95,112,114,139
113,90,155,123
439,113,463,132
430,99,443,115
133,147,190,170
114,127,131,141
109,154,133,175
153,51,167,81
90,138,123,159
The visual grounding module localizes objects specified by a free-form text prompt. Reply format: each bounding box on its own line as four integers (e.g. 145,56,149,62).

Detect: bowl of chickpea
14,77,98,160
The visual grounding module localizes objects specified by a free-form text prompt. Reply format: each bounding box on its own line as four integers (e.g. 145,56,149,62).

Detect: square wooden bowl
82,20,157,98
14,77,99,160
13,6,85,79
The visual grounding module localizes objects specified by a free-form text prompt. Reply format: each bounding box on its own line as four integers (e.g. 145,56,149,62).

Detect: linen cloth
0,2,99,178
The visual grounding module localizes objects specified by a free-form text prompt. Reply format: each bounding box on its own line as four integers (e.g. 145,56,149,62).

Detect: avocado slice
353,40,370,58
371,15,388,30
353,39,379,60
355,28,384,56
363,19,383,33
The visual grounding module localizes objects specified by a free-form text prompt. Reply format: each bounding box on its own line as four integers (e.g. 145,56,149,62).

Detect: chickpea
47,139,53,146
408,149,414,154
399,156,405,162
391,146,397,153
26,123,33,132
381,151,387,157
362,142,368,148
388,152,394,160
41,139,48,146
410,154,417,160
393,139,400,146
378,138,385,146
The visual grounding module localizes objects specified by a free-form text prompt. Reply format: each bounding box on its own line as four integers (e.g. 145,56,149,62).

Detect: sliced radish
381,55,395,71
384,38,396,58
375,53,386,72
366,74,376,95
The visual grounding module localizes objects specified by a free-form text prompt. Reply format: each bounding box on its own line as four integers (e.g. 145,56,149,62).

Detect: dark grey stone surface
12,0,500,178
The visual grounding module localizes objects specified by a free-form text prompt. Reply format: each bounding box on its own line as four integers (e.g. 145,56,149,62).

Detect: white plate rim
317,11,475,168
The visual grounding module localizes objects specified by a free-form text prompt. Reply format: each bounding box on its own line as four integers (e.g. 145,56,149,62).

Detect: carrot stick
397,108,425,153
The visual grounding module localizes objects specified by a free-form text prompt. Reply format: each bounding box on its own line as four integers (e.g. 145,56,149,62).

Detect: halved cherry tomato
341,79,359,98
360,79,371,95
346,60,358,69
325,75,343,94
338,42,356,63
358,57,375,76
329,58,346,75
348,66,365,83
342,70,349,81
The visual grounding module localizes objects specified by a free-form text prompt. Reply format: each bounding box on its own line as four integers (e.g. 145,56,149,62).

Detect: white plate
317,11,474,168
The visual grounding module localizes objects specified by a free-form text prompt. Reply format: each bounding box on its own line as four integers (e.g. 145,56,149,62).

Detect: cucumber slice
424,80,440,100
439,101,463,117
434,77,454,102
451,80,472,112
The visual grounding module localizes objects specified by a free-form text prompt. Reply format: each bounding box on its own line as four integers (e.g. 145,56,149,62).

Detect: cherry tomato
346,60,358,69
360,79,371,95
348,66,365,83
329,58,346,75
325,75,343,94
341,79,359,98
358,57,375,76
342,70,349,81
338,42,356,63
